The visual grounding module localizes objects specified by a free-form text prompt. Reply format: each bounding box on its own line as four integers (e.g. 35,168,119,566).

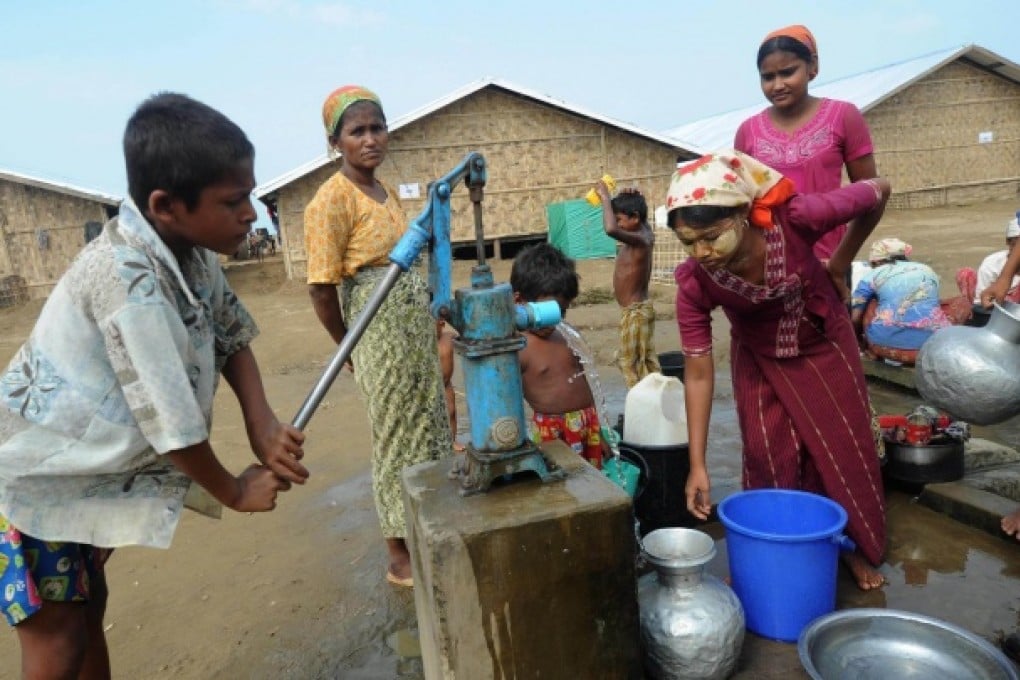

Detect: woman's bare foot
385,538,413,582
842,552,886,591
1002,508,1020,540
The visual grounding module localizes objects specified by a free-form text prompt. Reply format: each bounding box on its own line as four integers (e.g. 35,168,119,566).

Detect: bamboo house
0,169,120,305
666,44,1020,210
256,78,699,282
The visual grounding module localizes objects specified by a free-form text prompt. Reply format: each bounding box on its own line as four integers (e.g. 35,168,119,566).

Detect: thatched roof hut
256,78,700,282
666,44,1020,210
0,169,120,304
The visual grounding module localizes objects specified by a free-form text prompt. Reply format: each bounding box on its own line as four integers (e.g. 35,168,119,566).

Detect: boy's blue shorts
0,512,111,626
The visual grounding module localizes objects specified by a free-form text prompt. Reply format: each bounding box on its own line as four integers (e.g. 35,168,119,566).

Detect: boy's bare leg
386,538,413,584
1002,507,1020,539
80,571,111,679
841,551,886,591
16,601,91,679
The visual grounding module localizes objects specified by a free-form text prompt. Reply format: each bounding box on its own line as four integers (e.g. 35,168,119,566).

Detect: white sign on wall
399,183,421,199
978,131,994,144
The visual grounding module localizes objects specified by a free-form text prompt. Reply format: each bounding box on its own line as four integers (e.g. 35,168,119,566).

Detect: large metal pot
916,301,1020,425
638,528,744,679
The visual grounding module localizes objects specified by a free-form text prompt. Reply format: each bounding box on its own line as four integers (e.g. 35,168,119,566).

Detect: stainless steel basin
798,608,1018,679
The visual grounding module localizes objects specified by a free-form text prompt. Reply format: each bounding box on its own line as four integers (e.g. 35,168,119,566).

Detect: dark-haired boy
0,92,308,678
593,179,660,388
511,243,605,469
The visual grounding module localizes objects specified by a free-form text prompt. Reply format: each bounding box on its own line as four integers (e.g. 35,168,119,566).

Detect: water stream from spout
557,322,620,457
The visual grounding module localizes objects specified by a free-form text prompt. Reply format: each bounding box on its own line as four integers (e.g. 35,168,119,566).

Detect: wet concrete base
402,440,641,679
918,437,1020,539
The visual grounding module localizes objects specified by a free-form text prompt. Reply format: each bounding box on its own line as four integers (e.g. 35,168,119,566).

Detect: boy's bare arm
222,347,308,484
168,441,287,512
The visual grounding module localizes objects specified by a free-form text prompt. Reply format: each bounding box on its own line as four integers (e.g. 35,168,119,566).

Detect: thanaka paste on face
710,226,739,256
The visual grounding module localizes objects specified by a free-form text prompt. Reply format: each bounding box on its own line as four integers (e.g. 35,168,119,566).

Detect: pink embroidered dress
675,182,886,565
735,99,874,260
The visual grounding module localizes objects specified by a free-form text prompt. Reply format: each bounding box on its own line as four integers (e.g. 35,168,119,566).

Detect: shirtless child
510,243,604,469
594,180,660,388
436,318,464,452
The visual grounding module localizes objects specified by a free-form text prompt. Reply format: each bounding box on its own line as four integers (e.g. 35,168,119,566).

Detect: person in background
511,243,604,469
735,24,885,264
304,85,451,588
0,93,306,679
957,210,1020,308
977,218,1020,664
593,180,660,388
436,318,464,452
669,150,890,590
850,238,953,365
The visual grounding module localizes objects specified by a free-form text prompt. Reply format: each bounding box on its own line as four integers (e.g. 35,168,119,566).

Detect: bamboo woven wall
650,226,687,285
0,178,114,303
274,87,688,281
868,58,1020,208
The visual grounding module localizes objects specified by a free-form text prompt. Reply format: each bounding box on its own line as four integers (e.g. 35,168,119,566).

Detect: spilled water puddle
386,628,422,658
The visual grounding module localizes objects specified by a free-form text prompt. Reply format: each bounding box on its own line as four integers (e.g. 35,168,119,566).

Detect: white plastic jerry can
623,372,688,446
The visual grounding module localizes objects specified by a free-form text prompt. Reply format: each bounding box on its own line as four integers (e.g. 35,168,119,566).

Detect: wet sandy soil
2,199,1020,677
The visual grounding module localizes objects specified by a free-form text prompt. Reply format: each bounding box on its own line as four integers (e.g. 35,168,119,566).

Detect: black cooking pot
618,441,695,536
884,437,965,485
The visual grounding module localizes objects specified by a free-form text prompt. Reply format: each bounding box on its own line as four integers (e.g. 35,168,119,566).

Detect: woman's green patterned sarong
341,267,452,537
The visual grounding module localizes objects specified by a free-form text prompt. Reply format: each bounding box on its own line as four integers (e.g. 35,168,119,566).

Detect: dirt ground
0,198,1017,678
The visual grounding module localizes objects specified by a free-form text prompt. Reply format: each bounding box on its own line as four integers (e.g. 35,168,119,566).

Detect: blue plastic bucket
717,489,853,642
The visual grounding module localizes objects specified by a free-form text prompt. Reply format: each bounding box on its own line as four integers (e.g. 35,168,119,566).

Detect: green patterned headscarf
321,85,382,137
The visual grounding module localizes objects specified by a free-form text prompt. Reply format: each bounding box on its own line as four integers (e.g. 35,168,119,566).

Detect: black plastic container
618,441,695,536
657,352,685,381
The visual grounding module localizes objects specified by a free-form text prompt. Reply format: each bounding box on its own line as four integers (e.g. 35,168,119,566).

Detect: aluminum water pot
638,528,744,680
916,301,1020,425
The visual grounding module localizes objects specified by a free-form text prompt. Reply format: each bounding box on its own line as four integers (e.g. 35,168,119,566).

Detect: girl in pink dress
667,150,891,590
735,24,885,262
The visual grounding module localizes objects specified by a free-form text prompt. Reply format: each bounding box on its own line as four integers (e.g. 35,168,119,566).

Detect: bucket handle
616,444,651,500
832,534,856,552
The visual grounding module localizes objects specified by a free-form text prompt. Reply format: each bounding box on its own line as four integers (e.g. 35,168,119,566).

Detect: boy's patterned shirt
0,199,257,548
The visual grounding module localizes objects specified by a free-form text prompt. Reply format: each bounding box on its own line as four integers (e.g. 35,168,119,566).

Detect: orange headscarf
665,150,796,230
762,24,817,58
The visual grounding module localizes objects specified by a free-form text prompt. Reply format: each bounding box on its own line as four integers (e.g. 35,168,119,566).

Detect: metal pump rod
291,152,488,431
291,263,402,430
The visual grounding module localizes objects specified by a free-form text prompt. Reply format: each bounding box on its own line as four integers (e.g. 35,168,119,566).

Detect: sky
3,0,1018,228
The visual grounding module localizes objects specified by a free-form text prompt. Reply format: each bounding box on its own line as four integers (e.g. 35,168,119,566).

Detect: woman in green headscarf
305,86,452,587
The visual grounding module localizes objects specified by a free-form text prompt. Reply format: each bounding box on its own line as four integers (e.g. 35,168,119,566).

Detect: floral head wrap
868,237,912,264
665,150,796,230
762,24,817,58
321,85,382,137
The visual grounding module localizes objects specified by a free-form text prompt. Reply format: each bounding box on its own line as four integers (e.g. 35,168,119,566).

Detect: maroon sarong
676,183,887,565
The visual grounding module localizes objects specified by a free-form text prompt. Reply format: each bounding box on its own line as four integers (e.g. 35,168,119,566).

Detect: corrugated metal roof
663,44,1020,152
255,77,703,199
0,168,121,206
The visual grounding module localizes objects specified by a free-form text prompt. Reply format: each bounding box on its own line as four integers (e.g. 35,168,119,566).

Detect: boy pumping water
0,93,307,678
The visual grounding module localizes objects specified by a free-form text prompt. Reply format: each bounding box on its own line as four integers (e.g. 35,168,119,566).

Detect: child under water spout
511,243,606,469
